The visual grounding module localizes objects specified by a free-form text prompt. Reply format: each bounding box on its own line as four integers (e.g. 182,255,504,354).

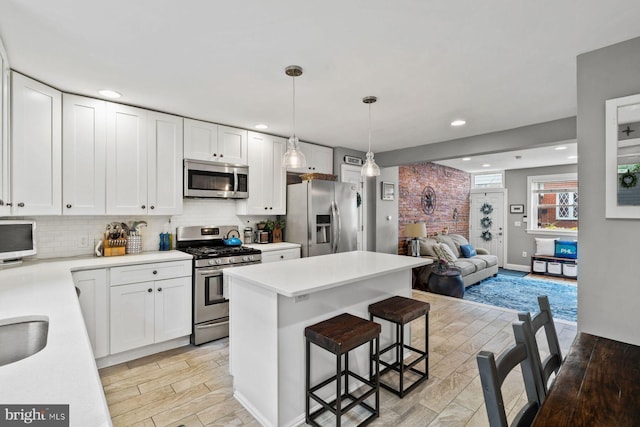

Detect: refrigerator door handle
331,201,342,253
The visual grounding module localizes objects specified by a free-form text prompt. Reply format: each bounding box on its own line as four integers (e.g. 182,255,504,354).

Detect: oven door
194,268,228,325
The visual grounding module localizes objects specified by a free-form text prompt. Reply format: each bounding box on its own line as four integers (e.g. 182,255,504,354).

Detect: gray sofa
418,233,499,287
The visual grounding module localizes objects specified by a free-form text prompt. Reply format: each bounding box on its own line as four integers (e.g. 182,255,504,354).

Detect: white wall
577,36,640,345
375,167,399,254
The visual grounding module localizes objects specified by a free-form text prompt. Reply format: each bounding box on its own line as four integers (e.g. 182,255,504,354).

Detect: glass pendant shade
282,65,307,169
361,151,380,177
361,95,381,177
283,136,307,169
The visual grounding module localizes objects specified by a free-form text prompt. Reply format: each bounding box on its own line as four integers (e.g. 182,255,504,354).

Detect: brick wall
398,163,471,255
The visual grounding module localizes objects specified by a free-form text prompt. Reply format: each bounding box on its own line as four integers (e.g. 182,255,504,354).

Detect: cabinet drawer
261,248,300,263
110,260,191,286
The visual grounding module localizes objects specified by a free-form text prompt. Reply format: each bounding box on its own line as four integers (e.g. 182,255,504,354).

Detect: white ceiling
1,1,640,154
434,141,577,173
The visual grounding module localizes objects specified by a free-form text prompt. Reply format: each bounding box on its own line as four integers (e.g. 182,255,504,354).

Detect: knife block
103,233,126,257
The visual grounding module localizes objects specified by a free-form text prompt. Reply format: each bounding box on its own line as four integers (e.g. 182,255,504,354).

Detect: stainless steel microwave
184,159,248,199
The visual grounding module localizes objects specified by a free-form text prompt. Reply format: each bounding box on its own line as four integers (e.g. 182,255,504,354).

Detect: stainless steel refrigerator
286,180,358,257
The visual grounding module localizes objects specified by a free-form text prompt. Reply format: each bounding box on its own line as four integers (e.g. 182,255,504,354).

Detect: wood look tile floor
99,290,577,426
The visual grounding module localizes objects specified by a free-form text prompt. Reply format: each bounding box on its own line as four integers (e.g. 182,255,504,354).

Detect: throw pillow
419,237,439,257
554,240,577,259
435,243,458,262
460,244,477,258
436,235,459,257
449,234,469,254
535,238,556,256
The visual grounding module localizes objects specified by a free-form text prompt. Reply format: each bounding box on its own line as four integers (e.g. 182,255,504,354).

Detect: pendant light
361,96,381,177
282,65,307,169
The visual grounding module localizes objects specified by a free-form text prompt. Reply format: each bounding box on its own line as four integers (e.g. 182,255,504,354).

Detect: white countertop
244,242,301,252
0,250,193,427
224,250,431,297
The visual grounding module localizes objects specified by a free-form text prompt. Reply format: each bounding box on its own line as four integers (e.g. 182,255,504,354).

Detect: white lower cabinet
261,248,300,263
109,261,191,354
73,269,109,358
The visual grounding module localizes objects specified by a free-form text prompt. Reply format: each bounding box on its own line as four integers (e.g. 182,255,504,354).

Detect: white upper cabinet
237,131,286,215
106,103,148,215
11,72,62,215
287,141,333,175
0,39,9,216
184,118,247,165
147,111,183,215
62,94,106,215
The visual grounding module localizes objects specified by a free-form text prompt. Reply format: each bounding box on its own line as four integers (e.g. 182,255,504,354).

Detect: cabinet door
148,111,183,215
238,132,286,215
0,40,9,216
154,276,191,342
62,94,106,215
106,103,148,215
73,269,109,358
218,125,247,165
310,144,333,174
270,135,286,214
183,118,218,161
10,72,62,215
110,281,155,354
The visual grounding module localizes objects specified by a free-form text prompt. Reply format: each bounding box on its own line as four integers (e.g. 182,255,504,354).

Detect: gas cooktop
182,245,261,259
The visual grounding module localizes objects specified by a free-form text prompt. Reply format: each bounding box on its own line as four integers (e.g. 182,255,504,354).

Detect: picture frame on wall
510,204,524,214
381,182,395,201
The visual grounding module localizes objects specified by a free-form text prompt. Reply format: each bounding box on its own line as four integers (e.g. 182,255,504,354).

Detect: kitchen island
225,250,431,427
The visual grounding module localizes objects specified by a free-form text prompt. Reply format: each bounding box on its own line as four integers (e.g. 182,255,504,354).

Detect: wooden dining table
532,332,640,426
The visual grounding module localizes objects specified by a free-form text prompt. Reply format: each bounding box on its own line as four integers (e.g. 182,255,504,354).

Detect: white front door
469,190,506,267
341,164,365,250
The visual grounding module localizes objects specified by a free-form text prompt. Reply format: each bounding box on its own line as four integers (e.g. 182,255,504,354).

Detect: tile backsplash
11,199,275,259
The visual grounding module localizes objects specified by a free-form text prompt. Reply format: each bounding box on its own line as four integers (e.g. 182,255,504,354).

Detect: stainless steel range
176,225,261,345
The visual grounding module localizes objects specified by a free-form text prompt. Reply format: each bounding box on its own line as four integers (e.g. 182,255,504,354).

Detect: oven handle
197,269,224,276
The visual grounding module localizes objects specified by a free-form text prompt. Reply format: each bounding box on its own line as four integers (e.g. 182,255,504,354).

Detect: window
473,172,504,189
528,173,578,234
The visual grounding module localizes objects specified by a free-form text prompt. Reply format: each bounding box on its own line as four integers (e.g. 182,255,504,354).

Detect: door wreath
480,216,493,229
480,202,493,215
481,230,493,241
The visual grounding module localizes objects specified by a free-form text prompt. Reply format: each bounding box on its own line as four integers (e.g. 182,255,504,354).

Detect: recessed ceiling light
482,163,491,167
98,89,121,99
568,155,578,159
555,146,568,151
255,124,269,130
462,157,471,161
451,119,466,127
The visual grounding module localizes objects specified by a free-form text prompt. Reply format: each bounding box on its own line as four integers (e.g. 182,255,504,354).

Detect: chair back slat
518,295,563,399
477,320,541,427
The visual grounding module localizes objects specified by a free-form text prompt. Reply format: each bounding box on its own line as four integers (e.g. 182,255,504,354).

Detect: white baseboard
234,390,276,427
504,263,530,272
95,336,190,368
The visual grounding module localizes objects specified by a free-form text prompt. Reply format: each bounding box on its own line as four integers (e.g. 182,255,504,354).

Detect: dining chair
477,320,541,427
518,295,563,398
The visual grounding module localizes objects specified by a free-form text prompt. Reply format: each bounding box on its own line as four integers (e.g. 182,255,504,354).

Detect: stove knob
242,256,249,262
248,255,254,261
215,259,223,265
229,257,235,263
208,260,215,266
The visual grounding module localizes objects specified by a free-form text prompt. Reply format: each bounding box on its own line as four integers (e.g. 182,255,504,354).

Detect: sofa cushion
449,234,469,254
434,243,458,263
452,260,477,276
436,235,459,257
475,254,498,267
418,237,439,257
465,257,487,270
460,244,477,258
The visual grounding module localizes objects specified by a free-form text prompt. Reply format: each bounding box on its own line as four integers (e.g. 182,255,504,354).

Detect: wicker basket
300,173,337,181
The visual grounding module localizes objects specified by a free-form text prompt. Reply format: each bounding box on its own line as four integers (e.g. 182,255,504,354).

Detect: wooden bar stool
368,295,430,397
305,313,381,427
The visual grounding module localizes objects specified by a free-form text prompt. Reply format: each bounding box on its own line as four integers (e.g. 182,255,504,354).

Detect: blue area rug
464,275,577,322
